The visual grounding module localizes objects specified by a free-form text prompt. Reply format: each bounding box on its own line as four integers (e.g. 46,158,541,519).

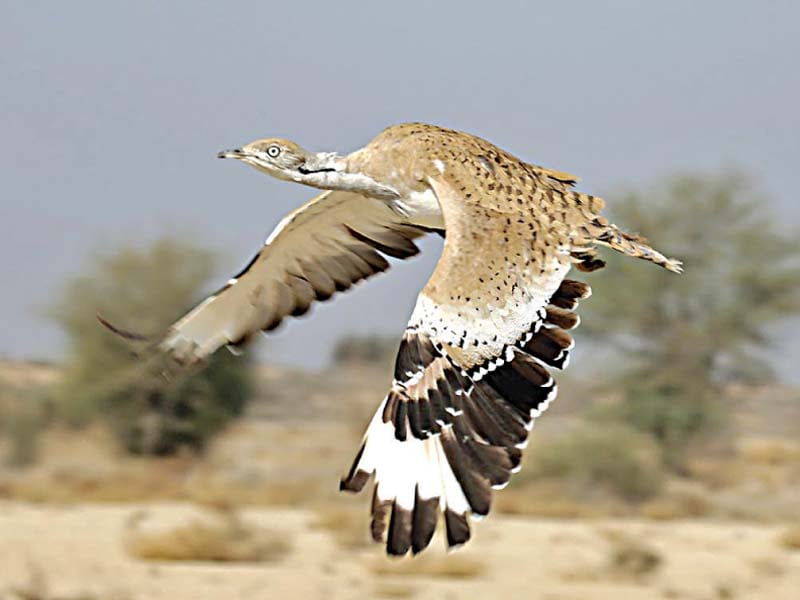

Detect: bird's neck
295,153,399,199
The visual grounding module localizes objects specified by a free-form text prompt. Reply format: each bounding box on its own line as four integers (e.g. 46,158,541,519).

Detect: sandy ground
1,501,798,600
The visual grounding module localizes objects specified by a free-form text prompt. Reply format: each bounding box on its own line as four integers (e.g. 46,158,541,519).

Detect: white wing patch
408,258,570,362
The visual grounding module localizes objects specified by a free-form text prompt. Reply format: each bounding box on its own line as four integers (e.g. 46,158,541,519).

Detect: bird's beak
217,148,245,159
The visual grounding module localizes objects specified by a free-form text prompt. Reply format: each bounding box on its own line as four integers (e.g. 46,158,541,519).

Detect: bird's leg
569,246,606,272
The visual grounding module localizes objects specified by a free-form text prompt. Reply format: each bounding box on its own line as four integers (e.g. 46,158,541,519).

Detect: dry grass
749,554,786,578
125,511,291,563
738,438,800,466
369,553,486,579
8,561,131,600
373,582,417,598
310,505,372,550
599,529,663,578
522,424,664,502
495,486,590,518
686,457,749,490
639,489,712,520
777,524,800,551
494,480,627,519
4,462,186,504
610,540,662,577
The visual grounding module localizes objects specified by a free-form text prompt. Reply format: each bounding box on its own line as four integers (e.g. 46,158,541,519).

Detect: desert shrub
373,582,417,598
527,424,664,501
778,524,800,551
2,407,46,468
311,505,372,550
639,488,711,520
125,511,290,563
582,172,800,469
607,535,662,577
494,483,595,518
594,376,721,470
332,335,398,367
0,388,51,468
738,438,800,466
49,238,254,455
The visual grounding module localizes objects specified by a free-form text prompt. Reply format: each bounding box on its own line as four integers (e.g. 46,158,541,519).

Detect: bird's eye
266,145,281,158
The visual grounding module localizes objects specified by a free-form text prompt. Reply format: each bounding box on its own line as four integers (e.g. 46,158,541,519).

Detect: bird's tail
581,216,683,273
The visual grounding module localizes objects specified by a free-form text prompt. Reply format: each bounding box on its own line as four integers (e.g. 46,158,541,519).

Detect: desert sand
1,500,799,600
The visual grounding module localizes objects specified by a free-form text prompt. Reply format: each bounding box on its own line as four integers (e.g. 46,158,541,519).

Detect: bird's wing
160,190,432,363
341,176,591,555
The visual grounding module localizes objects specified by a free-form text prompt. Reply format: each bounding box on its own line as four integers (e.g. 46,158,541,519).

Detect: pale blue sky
1,2,798,379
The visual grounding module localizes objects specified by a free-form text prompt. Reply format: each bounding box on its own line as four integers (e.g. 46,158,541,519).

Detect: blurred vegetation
528,424,664,501
49,238,254,455
0,367,54,468
778,524,800,551
125,509,291,563
582,171,800,468
332,334,397,368
0,390,50,469
603,529,663,578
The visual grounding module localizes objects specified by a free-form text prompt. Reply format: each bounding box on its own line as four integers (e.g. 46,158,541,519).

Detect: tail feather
593,221,683,273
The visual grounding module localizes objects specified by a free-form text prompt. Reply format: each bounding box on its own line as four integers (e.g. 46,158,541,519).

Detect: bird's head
218,138,399,199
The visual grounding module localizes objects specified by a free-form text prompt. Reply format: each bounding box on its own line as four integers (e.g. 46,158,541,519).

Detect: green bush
597,375,721,470
50,238,254,455
528,424,664,501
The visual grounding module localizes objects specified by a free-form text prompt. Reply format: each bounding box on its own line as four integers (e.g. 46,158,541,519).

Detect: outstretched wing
161,190,433,364
340,176,591,555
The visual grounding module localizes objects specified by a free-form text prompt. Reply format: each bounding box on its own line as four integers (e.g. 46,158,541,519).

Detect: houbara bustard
106,123,681,555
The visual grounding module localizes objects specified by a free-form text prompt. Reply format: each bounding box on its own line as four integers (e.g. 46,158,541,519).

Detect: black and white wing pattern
340,177,592,555
160,190,431,364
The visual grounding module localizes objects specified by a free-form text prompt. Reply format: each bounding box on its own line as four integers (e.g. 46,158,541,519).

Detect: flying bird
115,123,682,555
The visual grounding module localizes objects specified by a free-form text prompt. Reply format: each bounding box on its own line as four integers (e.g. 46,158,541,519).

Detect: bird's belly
390,189,445,230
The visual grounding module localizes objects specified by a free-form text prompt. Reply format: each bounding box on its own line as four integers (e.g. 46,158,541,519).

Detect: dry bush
600,530,663,578
777,524,800,551
738,438,800,466
186,475,329,509
493,480,618,518
639,489,712,520
750,554,786,578
125,511,290,563
495,487,590,519
523,424,664,502
6,459,188,504
369,553,486,579
373,582,417,598
1,400,49,469
0,374,53,469
610,541,662,576
685,457,748,490
311,505,372,550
